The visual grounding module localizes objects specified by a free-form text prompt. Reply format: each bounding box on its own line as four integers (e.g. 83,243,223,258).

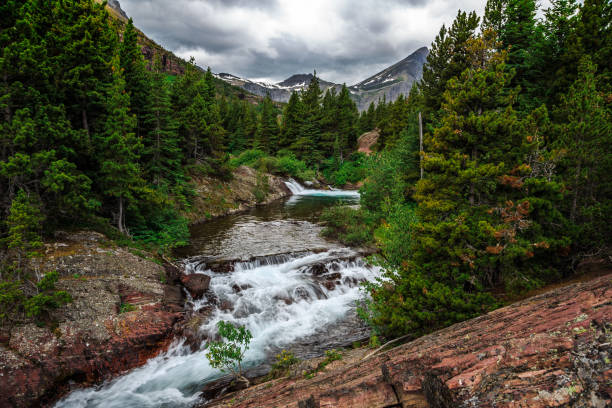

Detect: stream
55,180,380,408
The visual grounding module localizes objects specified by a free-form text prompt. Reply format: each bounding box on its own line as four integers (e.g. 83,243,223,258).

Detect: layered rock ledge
187,165,291,224
0,231,185,407
205,272,611,408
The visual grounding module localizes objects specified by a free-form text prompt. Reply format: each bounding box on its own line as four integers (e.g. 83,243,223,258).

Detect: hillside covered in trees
0,0,387,324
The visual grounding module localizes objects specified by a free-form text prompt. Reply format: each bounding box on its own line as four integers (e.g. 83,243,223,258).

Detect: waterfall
55,250,380,408
284,178,360,199
284,178,306,194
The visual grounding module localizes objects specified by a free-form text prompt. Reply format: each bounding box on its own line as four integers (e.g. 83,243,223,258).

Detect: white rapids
284,178,360,199
55,182,378,408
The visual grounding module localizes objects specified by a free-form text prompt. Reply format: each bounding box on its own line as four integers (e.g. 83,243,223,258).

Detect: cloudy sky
120,0,490,85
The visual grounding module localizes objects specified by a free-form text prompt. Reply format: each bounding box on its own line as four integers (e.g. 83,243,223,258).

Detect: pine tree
254,95,279,154
2,189,44,279
293,72,323,162
567,0,612,94
280,92,304,150
540,0,579,105
120,18,150,138
319,88,338,158
420,10,480,126
97,58,143,233
482,0,506,35
499,0,545,112
335,85,359,160
553,57,612,252
142,57,181,186
50,0,117,143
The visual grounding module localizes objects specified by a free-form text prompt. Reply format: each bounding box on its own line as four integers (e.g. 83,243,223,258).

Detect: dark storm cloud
118,0,485,84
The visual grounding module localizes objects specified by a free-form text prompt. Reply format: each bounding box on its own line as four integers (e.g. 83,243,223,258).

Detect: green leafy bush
303,349,343,378
323,153,368,186
230,149,315,181
320,206,376,247
119,302,136,314
253,172,270,203
206,321,253,386
229,149,268,168
23,271,72,318
268,349,299,379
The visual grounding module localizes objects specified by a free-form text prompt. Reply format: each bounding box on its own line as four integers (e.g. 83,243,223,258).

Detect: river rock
0,231,184,408
181,273,211,299
204,272,612,408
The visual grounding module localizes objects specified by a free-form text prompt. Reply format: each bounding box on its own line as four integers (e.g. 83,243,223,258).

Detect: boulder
181,274,211,299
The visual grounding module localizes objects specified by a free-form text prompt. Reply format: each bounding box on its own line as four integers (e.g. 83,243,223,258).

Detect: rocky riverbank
186,165,292,224
204,272,612,408
0,231,186,407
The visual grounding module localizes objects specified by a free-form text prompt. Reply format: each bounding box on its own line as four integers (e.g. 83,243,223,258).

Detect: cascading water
55,185,375,408
284,179,360,199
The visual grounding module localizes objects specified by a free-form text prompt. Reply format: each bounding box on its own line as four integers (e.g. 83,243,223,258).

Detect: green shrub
119,302,136,314
206,321,253,386
303,349,343,378
0,281,24,323
230,149,315,181
24,271,72,318
129,208,190,252
230,149,267,168
254,156,279,174
373,202,417,266
253,172,270,203
268,349,299,379
320,206,376,247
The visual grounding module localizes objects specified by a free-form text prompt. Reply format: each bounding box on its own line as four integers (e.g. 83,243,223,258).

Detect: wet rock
232,283,252,293
182,312,210,351
308,263,328,276
274,295,294,305
163,262,183,284
201,375,249,402
205,273,612,408
163,285,185,312
219,300,234,312
181,274,211,299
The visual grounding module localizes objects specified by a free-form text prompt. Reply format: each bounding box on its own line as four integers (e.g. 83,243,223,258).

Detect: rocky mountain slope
100,0,261,102
217,47,429,110
216,72,342,104
350,46,429,110
204,272,612,408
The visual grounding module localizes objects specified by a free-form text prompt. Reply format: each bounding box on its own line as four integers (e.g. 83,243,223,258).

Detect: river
55,180,380,408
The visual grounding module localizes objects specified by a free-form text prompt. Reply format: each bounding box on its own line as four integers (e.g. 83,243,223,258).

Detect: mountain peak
277,74,315,88
107,0,129,20
353,47,429,91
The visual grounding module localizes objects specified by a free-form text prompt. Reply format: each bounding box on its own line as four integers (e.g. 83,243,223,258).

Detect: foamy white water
284,179,360,199
56,247,379,408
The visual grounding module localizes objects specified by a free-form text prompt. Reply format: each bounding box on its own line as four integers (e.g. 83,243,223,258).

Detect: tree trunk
419,112,424,180
118,196,124,234
571,159,581,224
469,146,477,206
82,109,89,136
